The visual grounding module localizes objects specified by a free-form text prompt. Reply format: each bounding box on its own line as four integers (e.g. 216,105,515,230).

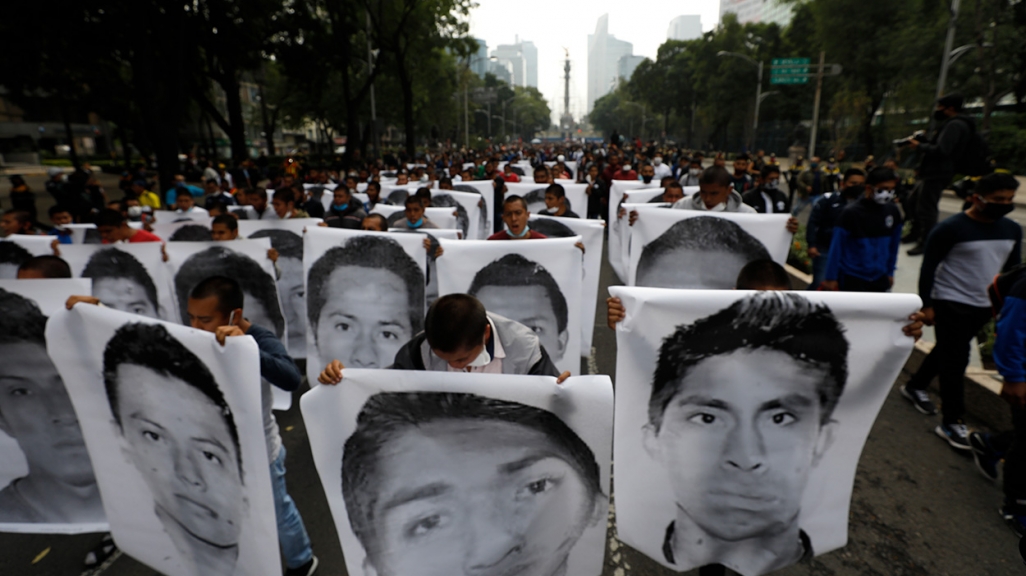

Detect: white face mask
689,168,701,176
873,188,896,205
653,157,663,165
623,164,632,172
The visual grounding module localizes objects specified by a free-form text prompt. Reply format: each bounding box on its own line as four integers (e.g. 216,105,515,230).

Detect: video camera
893,131,927,147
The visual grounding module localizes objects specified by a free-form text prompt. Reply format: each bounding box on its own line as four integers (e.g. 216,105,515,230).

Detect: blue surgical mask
409,218,424,229
334,202,348,211
507,223,530,238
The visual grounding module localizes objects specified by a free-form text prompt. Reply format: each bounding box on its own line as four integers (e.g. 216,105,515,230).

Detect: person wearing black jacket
906,93,974,255
742,165,791,214
805,169,866,290
323,187,366,229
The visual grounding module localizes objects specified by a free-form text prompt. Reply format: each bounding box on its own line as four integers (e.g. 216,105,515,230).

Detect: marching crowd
2,90,1025,573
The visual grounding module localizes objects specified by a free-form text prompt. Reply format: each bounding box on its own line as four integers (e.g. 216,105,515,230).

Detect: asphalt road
1,175,1024,575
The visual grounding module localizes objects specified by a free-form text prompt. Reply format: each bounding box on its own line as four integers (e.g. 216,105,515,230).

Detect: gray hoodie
672,190,756,213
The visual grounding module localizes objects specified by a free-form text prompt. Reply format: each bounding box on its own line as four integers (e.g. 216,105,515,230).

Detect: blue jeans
808,254,827,290
271,446,313,569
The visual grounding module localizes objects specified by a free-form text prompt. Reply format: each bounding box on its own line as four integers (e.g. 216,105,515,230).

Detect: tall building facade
618,54,646,82
587,14,633,113
470,38,489,77
490,37,538,88
719,0,793,27
668,15,703,41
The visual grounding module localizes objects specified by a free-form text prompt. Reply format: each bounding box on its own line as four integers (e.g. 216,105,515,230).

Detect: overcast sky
468,0,721,125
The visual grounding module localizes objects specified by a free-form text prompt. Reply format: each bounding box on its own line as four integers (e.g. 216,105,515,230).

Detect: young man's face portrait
396,174,409,185
248,192,267,212
277,256,307,356
638,248,747,290
177,194,195,212
94,277,159,318
404,203,425,224
543,193,563,212
645,348,833,543
113,363,244,549
533,170,551,184
362,219,387,232
0,342,94,488
51,211,74,226
272,197,290,219
333,189,351,207
363,419,599,576
315,267,413,368
210,223,238,241
502,202,529,236
473,284,566,361
662,187,685,204
0,214,21,237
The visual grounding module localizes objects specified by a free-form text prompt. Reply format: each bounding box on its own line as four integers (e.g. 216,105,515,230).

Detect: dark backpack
950,116,994,177
988,263,1026,316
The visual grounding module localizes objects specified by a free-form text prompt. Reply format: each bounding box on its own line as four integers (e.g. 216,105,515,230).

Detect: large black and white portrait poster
435,237,583,375
528,215,605,357
303,227,428,382
60,243,177,321
0,279,108,534
1,236,55,279
449,180,495,236
431,189,484,240
617,200,669,287
505,182,588,220
627,209,792,289
301,369,613,576
609,287,921,576
606,182,660,281
238,219,321,359
46,304,279,576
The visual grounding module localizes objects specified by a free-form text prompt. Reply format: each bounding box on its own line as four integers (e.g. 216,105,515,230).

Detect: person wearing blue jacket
821,167,903,292
901,173,1021,450
805,168,866,290
969,271,1026,536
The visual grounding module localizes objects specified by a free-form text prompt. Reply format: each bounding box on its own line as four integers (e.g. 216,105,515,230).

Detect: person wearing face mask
316,293,570,382
638,163,657,185
613,162,638,181
652,155,672,180
793,156,826,215
805,168,867,290
584,163,609,220
742,165,791,214
906,93,978,255
729,154,755,194
662,166,800,235
324,187,367,229
680,157,703,187
901,173,1021,449
821,167,903,293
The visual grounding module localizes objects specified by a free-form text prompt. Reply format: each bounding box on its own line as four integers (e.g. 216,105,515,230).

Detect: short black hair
414,187,432,201
274,187,298,205
424,294,488,353
174,246,284,337
637,216,771,283
545,184,566,199
189,275,244,317
212,214,239,231
698,165,732,187
649,292,848,430
503,195,528,212
0,287,46,345
529,217,575,238
468,254,568,334
842,168,866,182
82,248,159,311
102,322,243,478
937,93,964,111
18,255,72,278
175,187,194,201
0,241,32,267
366,181,382,194
307,236,424,336
734,153,750,162
96,209,126,227
533,165,550,176
403,195,422,209
866,167,898,186
362,213,388,230
735,259,790,290
975,173,1020,197
665,181,684,193
169,224,213,242
760,165,781,179
48,205,72,218
342,391,603,562
247,229,301,259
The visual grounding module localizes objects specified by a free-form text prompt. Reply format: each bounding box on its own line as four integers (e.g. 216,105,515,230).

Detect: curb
785,264,1011,431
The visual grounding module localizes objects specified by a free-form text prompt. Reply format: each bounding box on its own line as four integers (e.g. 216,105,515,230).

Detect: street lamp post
717,51,763,149
936,0,962,99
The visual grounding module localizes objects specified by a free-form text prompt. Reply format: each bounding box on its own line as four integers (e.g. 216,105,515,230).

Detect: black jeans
907,299,993,424
914,176,951,244
839,274,891,292
991,408,1026,509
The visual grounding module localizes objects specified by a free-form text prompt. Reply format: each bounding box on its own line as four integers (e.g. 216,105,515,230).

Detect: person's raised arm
245,327,302,392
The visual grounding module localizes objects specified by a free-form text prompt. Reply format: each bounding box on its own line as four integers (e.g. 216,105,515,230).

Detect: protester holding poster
488,196,548,240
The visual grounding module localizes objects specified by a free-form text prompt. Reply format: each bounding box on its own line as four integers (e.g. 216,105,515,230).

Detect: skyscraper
618,55,646,82
470,38,489,77
668,15,703,41
521,41,538,88
587,14,633,113
490,38,538,88
719,0,793,26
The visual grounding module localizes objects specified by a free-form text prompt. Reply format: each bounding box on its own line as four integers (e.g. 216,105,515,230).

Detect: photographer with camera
904,93,981,255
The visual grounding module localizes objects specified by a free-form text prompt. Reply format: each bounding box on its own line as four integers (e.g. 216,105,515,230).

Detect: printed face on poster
609,287,921,576
627,209,792,289
0,279,108,534
300,369,613,576
303,227,428,381
434,237,583,375
504,182,588,220
59,243,177,321
606,181,661,281
430,189,482,240
46,305,279,576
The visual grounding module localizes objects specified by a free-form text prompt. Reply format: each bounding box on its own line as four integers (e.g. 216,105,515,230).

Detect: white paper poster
607,182,661,280
609,287,921,576
155,220,213,242
238,219,322,359
59,243,177,322
301,370,613,576
303,227,428,382
435,237,583,375
371,205,459,231
152,209,209,223
1,235,55,279
505,182,588,221
0,279,108,534
451,181,495,235
46,305,279,576
431,189,484,240
627,209,792,289
529,215,605,356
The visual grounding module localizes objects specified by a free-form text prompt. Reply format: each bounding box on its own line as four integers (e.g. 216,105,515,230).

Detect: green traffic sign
770,76,809,85
772,57,810,66
771,66,809,75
